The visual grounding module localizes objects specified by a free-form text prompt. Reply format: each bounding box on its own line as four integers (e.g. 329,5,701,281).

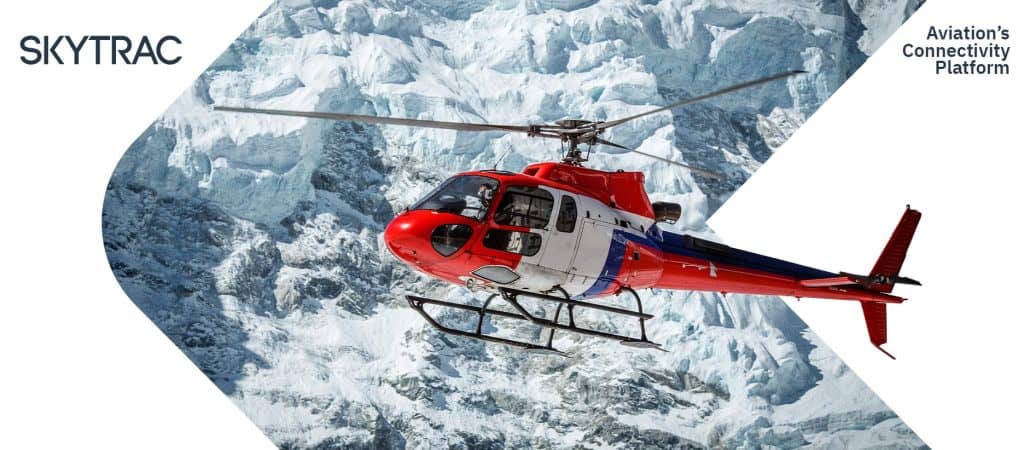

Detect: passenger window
556,195,577,233
482,229,543,256
493,186,554,229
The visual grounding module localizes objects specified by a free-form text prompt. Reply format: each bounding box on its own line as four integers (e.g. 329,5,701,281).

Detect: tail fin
868,206,923,293
860,206,922,359
861,302,894,359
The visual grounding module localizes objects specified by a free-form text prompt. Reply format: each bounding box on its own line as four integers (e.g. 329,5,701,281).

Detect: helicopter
215,70,920,358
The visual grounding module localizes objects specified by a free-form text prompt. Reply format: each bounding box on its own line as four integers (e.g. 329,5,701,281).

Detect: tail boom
650,207,920,357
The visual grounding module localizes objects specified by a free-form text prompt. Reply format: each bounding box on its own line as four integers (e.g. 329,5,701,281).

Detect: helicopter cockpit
409,175,560,259
411,175,498,221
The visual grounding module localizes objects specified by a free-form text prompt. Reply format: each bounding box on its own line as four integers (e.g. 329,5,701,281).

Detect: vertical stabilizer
869,206,922,293
861,302,894,359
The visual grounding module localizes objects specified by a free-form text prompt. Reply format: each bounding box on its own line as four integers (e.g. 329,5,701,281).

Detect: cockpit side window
410,175,498,221
493,186,554,229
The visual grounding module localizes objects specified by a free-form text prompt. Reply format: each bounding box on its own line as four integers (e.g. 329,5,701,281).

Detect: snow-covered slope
103,1,925,448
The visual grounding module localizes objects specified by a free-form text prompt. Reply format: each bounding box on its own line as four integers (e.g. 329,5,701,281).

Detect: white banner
711,1,1023,448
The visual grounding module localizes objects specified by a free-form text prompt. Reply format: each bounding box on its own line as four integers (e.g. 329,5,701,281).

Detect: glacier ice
103,1,926,448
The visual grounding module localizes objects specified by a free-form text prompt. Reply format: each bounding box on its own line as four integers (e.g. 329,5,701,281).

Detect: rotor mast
548,119,600,166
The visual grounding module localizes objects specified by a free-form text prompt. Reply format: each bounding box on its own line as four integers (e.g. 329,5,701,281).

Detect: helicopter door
537,193,581,273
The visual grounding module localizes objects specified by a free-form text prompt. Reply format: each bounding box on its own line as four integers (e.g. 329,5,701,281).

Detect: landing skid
405,286,664,355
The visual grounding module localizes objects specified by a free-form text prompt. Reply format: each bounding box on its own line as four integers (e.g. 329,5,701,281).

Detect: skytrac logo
19,35,181,65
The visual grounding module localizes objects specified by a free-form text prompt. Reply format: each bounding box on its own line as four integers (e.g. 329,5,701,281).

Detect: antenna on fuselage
492,142,513,170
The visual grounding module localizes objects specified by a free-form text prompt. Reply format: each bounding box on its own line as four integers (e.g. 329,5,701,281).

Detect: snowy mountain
103,1,926,448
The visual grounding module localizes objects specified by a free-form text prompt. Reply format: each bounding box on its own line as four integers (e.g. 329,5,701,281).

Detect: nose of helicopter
384,210,457,266
383,212,423,264
384,210,478,269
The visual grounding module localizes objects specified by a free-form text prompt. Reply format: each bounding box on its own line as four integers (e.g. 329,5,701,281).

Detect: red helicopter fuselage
383,162,920,356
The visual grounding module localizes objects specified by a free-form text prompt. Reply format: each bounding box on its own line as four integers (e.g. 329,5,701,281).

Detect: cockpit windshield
411,175,498,221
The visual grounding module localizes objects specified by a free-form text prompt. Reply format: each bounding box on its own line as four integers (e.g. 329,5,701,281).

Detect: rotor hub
555,119,595,129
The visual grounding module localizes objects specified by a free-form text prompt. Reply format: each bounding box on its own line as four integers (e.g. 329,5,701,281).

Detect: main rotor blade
596,70,806,130
593,137,630,150
630,149,725,180
213,106,536,134
594,138,724,180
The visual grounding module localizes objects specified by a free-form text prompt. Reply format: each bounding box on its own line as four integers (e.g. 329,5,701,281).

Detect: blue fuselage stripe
577,226,835,299
577,229,659,299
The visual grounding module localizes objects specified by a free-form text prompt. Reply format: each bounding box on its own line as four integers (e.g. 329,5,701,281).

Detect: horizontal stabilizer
800,273,921,289
799,276,858,288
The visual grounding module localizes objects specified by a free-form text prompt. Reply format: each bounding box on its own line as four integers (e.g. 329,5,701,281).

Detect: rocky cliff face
103,1,926,448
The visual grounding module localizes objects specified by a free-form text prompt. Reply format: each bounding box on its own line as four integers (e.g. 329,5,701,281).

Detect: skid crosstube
405,286,663,355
